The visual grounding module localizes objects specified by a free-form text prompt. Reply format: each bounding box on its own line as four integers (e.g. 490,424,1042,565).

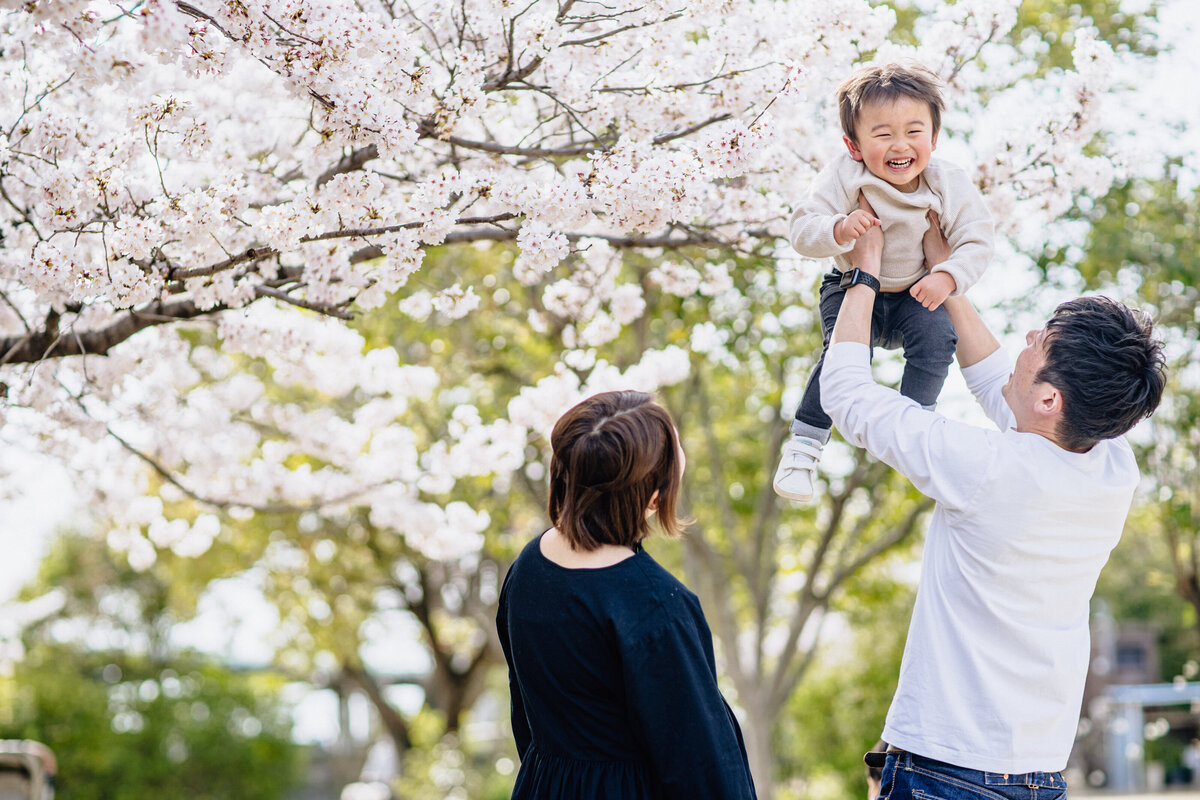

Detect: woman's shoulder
505,531,548,574
627,548,695,597
499,531,553,597
620,549,707,632
503,534,706,627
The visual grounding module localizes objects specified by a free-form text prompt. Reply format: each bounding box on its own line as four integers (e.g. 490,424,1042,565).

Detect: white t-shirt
821,341,1138,774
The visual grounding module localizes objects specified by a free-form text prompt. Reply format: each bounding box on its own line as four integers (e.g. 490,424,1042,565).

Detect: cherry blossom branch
0,289,31,332
174,1,336,110
944,21,999,84
559,11,684,47
254,285,353,319
0,298,221,363
315,145,380,187
0,217,770,365
99,417,399,515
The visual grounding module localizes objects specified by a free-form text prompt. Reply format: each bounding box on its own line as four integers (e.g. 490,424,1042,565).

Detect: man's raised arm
922,210,1000,368
829,197,883,347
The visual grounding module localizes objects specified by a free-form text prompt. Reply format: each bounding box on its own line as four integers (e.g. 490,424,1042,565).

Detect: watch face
840,269,877,292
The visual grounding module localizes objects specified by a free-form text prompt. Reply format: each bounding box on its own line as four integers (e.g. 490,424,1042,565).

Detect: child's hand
910,271,956,311
834,209,881,246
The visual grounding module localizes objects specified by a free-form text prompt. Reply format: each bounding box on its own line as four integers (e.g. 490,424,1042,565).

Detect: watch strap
839,268,880,293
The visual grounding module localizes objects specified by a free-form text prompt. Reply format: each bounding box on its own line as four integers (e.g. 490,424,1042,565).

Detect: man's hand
910,271,956,310
925,208,1001,368
830,193,882,347
834,208,881,246
922,209,951,268
848,194,883,277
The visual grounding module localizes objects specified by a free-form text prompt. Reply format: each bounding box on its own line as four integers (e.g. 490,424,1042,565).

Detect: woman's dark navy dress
497,533,757,799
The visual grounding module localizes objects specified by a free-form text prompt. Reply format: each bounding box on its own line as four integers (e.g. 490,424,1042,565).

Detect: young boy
773,62,994,502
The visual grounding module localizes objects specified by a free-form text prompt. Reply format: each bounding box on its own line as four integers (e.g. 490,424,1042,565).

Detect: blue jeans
792,270,957,442
878,750,1068,800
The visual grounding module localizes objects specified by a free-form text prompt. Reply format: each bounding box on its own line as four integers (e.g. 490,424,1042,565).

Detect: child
773,62,994,501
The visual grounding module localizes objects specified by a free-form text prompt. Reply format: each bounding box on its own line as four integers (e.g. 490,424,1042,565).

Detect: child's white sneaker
773,436,823,502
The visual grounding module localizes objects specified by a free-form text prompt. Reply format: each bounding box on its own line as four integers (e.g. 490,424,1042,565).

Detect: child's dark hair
548,391,686,551
1036,296,1166,452
838,63,945,144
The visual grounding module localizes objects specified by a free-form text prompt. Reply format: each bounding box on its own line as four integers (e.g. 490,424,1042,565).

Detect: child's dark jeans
792,270,958,442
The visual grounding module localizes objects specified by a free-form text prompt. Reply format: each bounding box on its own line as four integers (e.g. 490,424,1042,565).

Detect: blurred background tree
0,534,303,800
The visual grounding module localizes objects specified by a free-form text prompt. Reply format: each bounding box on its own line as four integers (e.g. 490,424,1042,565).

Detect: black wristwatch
838,268,881,293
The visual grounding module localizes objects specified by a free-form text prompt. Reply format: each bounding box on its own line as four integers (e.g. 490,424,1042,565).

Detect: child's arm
922,161,994,296
788,156,868,258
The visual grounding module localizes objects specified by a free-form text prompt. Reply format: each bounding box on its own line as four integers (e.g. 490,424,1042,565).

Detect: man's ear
931,128,939,151
1034,384,1063,418
843,135,864,161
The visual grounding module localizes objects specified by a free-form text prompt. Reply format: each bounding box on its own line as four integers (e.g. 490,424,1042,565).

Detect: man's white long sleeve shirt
820,341,1138,774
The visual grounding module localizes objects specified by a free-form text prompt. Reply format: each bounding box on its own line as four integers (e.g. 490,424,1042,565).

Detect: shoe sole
773,480,814,503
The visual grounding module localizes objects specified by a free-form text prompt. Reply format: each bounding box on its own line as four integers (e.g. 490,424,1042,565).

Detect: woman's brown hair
547,391,685,551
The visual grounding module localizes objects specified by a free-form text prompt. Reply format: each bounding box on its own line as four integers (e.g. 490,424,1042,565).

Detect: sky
0,450,74,603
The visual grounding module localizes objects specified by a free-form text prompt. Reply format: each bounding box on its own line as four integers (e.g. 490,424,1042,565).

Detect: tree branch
1,218,769,364
254,285,353,319
342,661,413,752
1,298,221,364
102,421,395,514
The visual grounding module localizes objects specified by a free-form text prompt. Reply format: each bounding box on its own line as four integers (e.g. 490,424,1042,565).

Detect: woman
497,390,757,799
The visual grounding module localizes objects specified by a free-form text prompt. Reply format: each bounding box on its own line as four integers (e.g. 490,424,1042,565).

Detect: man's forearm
943,295,1000,368
831,194,882,346
830,285,877,346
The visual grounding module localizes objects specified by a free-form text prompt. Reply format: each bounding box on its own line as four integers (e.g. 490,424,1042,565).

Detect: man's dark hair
1037,296,1166,452
548,390,685,551
838,62,945,144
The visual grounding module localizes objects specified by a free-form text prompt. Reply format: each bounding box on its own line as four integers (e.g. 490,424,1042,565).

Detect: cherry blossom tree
0,0,1150,796
1,0,1126,554
1,0,1114,366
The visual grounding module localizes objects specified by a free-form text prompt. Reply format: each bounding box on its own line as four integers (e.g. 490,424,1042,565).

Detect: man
822,204,1166,799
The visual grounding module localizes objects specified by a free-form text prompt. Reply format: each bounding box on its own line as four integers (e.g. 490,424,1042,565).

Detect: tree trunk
342,663,412,765
740,695,776,800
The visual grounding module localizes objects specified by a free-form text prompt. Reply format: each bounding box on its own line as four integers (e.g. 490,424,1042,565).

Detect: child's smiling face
844,96,938,193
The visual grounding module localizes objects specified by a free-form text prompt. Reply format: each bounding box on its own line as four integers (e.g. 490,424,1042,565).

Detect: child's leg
790,272,847,443
889,293,958,408
777,273,858,502
792,356,833,444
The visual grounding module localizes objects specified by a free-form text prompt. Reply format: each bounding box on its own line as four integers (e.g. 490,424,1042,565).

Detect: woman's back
499,391,755,799
498,532,756,800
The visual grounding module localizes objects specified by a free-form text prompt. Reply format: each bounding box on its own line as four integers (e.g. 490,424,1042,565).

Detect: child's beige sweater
789,153,993,294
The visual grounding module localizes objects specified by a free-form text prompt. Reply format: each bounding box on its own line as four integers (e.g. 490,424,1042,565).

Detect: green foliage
1043,169,1200,661
1096,504,1198,682
878,0,1160,74
1041,171,1200,333
773,581,913,800
1013,0,1160,68
7,531,303,799
0,645,302,800
393,730,516,800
